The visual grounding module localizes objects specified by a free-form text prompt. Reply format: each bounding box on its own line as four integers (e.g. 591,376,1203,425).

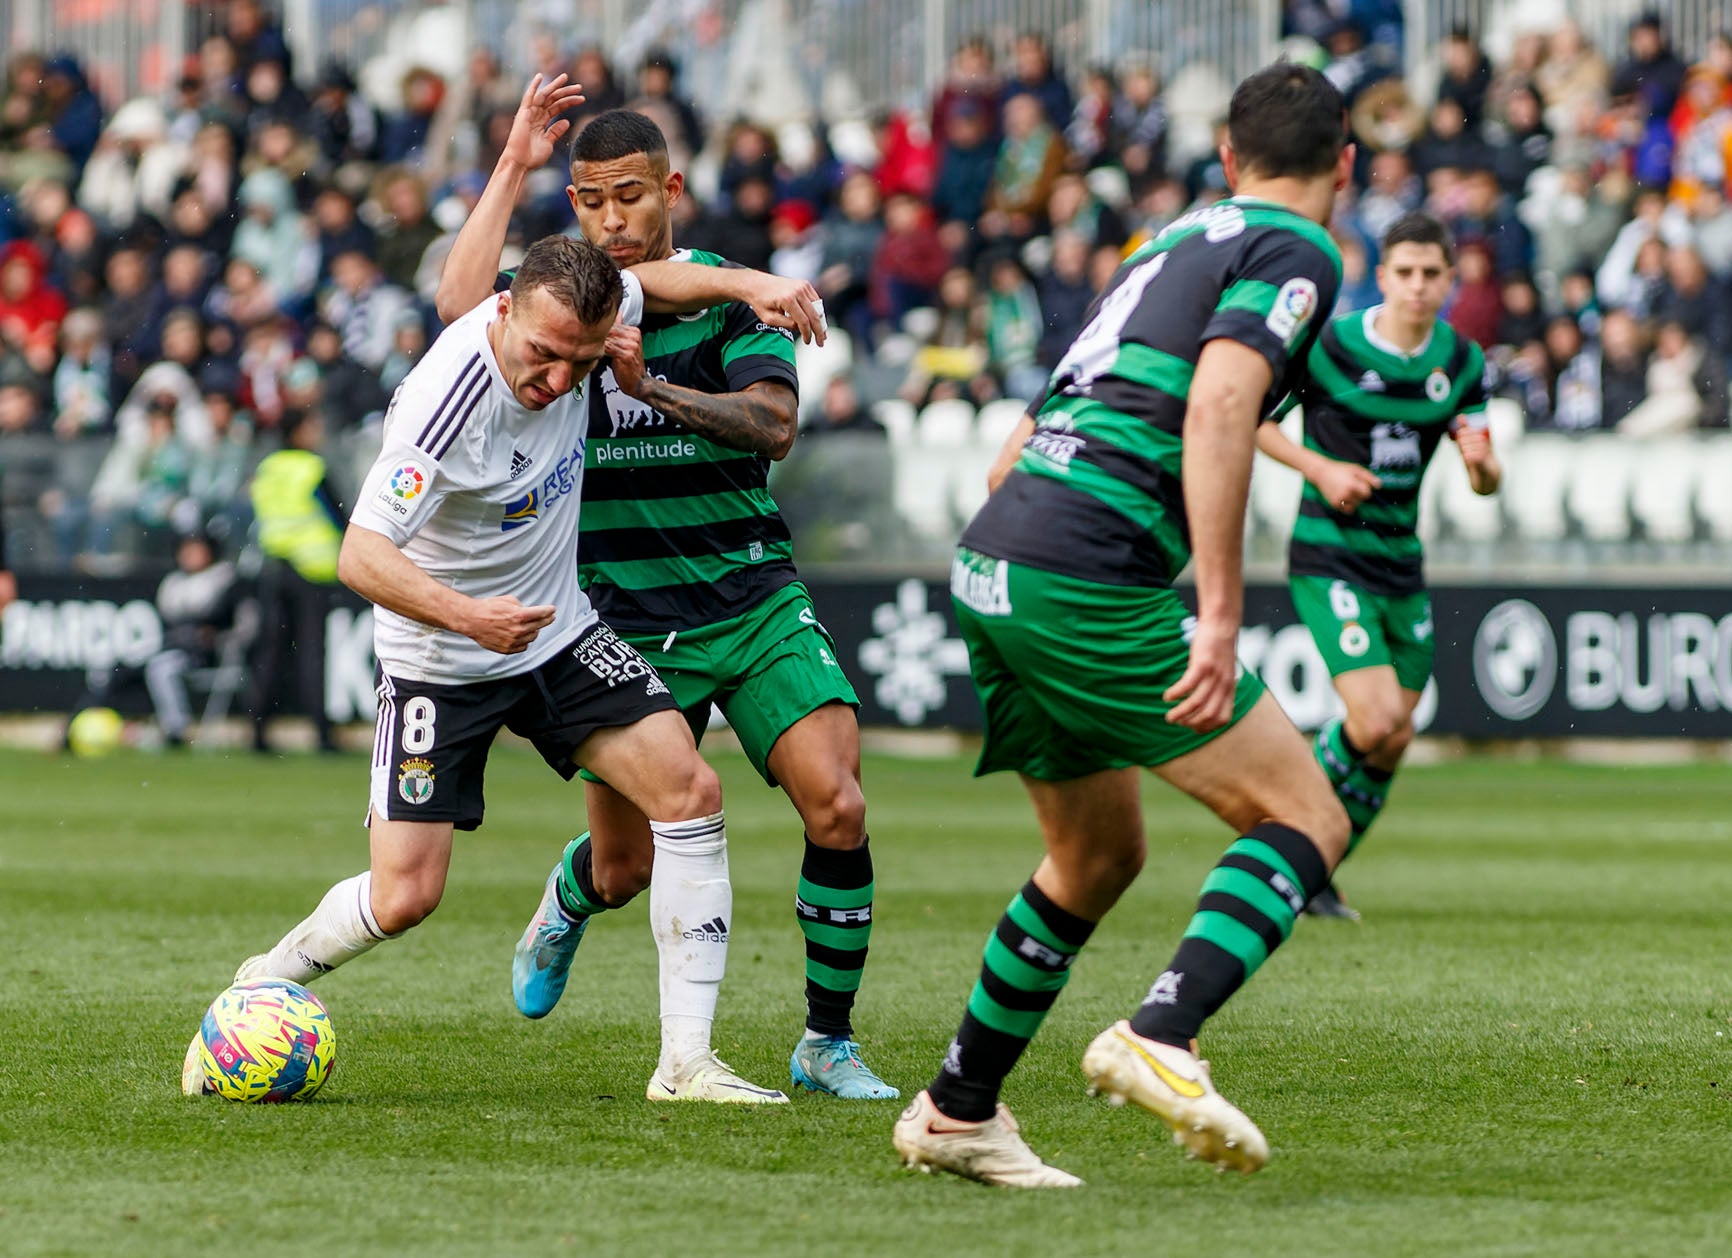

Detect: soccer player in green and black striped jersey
1257,212,1501,920
437,77,897,1104
893,65,1358,1188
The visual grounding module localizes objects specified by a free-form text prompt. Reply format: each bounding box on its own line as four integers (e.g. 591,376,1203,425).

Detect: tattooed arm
604,324,798,460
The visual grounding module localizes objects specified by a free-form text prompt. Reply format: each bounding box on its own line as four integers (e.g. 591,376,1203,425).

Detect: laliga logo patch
377,461,428,519
397,757,435,805
1266,277,1318,347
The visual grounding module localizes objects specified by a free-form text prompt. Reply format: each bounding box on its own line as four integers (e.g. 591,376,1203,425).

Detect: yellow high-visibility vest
251,449,341,583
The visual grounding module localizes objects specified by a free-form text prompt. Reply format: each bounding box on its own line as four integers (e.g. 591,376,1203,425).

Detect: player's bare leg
1307,667,1421,918
1084,694,1348,1171
768,704,897,1099
897,766,1143,1186
183,815,451,1095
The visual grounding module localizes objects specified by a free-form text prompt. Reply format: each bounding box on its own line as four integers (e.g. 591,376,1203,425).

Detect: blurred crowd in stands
1,0,1731,581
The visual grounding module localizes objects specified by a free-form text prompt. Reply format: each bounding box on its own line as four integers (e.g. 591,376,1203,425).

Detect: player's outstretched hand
462,596,557,654
1312,459,1380,514
1453,423,1493,467
503,73,587,170
739,273,827,346
1164,622,1239,732
605,324,647,397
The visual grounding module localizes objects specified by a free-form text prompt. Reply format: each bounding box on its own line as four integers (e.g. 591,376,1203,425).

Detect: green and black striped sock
555,833,609,918
1129,823,1329,1048
1313,717,1363,788
1340,761,1395,855
927,880,1095,1121
796,836,874,1038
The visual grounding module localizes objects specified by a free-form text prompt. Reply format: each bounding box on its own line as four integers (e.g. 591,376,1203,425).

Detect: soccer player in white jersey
182,236,795,1103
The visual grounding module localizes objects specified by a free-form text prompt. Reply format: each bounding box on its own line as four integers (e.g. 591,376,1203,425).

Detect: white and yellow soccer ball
198,979,336,1102
67,706,125,757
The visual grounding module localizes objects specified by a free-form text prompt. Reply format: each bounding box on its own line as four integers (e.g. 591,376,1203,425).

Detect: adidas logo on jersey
681,916,729,943
509,449,533,479
1357,370,1386,393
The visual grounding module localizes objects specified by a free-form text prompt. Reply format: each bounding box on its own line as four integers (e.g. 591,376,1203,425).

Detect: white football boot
646,1051,789,1104
232,954,272,983
1081,1020,1269,1173
892,1090,1082,1188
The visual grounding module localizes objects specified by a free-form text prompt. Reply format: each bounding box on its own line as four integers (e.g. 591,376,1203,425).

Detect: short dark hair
1381,211,1456,265
509,235,623,326
1227,63,1345,180
570,109,669,171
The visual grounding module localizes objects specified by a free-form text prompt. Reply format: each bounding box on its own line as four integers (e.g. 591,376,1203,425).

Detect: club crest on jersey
397,757,435,805
500,487,539,531
1425,367,1452,403
1267,277,1319,347
376,460,428,518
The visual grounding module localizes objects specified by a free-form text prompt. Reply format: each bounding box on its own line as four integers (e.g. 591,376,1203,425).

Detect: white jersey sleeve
618,269,644,329
351,352,490,544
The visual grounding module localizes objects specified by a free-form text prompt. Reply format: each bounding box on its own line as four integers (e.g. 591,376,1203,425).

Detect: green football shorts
580,582,859,786
1289,574,1435,693
951,548,1264,781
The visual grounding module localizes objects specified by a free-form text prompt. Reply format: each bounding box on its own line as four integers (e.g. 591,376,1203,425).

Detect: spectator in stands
205,256,278,331
100,243,161,392
0,354,47,434
52,307,110,439
159,243,215,317
1348,77,1425,178
310,186,375,282
1652,243,1726,347
702,173,775,272
983,93,1067,243
982,253,1045,402
40,56,103,179
1667,67,1732,208
1619,318,1725,434
1598,307,1650,426
318,248,415,373
231,168,316,310
1489,83,1554,194
1499,272,1546,348
1411,98,1492,179
0,51,49,150
1536,20,1611,133
571,46,626,119
1450,168,1534,277
247,406,341,754
1044,171,1127,251
899,266,995,407
1036,230,1094,368
189,362,254,531
1356,148,1422,245
1334,232,1380,312
870,192,950,331
816,171,884,347
1447,241,1504,348
373,170,440,293
1005,32,1072,133
1527,163,1628,287
1612,12,1689,122
932,37,1000,150
379,309,426,394
226,0,293,82
1437,27,1494,129
308,60,380,167
78,99,182,235
1112,64,1168,182
718,122,780,207
931,100,998,235
0,240,68,355
240,59,310,137
805,374,885,439
768,200,822,284
1066,66,1118,169
237,316,298,429
873,108,939,202
632,48,704,161
1559,266,1603,337
1687,184,1732,276
380,67,445,165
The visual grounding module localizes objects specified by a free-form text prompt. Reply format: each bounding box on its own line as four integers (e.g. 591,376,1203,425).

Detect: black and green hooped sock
1313,717,1363,788
927,880,1095,1122
555,833,610,918
796,836,875,1038
1129,822,1329,1048
1340,761,1395,855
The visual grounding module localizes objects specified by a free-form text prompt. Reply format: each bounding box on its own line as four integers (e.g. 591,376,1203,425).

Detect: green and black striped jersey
960,197,1342,587
1275,306,1487,595
497,249,801,633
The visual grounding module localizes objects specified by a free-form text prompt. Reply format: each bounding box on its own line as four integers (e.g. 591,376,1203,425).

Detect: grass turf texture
2,747,1730,1257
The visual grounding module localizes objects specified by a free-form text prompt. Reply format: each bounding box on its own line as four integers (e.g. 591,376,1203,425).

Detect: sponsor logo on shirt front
500,488,539,531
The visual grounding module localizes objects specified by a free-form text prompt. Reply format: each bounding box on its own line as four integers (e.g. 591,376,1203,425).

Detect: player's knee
802,777,867,850
592,851,652,905
1294,794,1351,865
370,874,444,934
1350,705,1406,752
657,756,723,821
1062,832,1145,896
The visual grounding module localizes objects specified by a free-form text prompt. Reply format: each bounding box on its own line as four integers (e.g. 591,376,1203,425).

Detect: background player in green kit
893,65,1356,1188
438,77,896,1102
1257,213,1502,920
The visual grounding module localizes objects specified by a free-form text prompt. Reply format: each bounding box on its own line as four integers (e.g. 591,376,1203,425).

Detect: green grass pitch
3,746,1730,1256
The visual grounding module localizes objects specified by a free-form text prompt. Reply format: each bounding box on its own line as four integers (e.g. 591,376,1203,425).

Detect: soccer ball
198,979,336,1102
67,706,124,757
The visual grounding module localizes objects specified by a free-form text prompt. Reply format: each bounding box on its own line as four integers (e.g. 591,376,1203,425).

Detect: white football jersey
350,278,643,684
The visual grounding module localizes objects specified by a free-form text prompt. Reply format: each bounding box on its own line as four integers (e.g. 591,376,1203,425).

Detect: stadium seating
1566,438,1635,542
1628,438,1701,544
1695,439,1732,543
1502,434,1574,544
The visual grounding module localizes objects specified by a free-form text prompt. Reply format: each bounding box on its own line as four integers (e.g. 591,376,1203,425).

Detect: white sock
255,872,393,983
649,812,730,1072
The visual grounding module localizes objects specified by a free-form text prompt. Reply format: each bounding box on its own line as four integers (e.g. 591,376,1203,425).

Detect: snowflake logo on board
856,580,971,725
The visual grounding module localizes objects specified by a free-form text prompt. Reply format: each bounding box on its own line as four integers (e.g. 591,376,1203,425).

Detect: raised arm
435,73,587,322
1255,417,1380,513
1164,340,1272,733
631,259,827,345
337,524,555,655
